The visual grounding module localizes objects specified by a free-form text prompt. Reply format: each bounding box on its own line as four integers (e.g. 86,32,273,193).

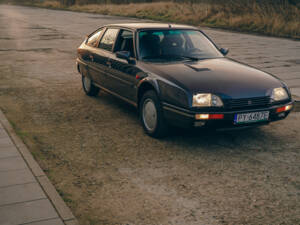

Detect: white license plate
234,111,269,124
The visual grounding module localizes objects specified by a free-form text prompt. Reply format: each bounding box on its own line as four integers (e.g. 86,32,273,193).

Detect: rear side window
86,29,104,47
99,28,119,52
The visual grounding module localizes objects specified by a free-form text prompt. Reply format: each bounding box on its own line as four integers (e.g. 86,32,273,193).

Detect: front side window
86,29,104,47
138,29,223,62
114,30,135,57
99,28,119,52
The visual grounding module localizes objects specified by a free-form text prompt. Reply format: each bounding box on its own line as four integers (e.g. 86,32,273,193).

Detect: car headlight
271,87,288,101
192,93,223,107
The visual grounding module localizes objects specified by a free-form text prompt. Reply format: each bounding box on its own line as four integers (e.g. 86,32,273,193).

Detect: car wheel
140,90,168,138
82,75,99,96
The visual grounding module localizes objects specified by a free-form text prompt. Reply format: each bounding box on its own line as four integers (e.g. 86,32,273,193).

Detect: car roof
105,23,199,30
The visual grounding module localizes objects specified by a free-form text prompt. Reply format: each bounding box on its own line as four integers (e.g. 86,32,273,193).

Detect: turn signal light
195,114,224,120
276,105,293,113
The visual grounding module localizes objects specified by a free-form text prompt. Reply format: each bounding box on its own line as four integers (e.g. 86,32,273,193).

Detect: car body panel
139,58,283,100
76,23,294,130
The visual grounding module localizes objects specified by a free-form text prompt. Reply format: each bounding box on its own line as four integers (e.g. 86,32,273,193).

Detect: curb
0,109,79,225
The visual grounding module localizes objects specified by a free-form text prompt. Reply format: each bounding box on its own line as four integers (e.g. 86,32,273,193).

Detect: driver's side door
107,29,140,103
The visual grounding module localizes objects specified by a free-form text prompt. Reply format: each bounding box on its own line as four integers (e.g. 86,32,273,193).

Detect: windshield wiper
141,55,200,61
177,55,200,61
160,55,200,61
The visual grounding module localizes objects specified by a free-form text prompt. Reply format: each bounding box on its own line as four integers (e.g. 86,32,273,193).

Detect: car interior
114,30,135,57
139,31,188,59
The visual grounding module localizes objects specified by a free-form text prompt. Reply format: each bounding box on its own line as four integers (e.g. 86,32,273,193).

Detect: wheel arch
137,80,160,110
76,61,81,74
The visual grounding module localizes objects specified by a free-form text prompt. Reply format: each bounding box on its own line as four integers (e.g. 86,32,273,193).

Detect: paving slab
0,146,20,159
0,182,46,206
0,156,28,172
0,199,59,225
0,169,35,188
0,128,7,138
0,137,14,148
25,218,65,225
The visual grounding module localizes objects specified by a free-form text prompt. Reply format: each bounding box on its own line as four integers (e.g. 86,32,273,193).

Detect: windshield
138,29,223,62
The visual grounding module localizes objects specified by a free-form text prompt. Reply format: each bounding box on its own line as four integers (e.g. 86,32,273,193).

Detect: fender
137,74,190,109
137,77,161,96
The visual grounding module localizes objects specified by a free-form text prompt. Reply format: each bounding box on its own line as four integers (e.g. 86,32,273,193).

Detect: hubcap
83,76,91,92
142,99,157,132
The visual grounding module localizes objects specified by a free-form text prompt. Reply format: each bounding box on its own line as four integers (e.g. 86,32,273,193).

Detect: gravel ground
0,5,299,225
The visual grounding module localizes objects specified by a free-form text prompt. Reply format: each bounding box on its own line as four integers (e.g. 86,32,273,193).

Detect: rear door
84,28,105,82
92,28,119,90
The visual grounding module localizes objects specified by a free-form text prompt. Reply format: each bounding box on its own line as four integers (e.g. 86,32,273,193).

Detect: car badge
248,100,252,105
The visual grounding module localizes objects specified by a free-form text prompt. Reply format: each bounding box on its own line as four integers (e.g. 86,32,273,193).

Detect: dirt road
0,5,299,225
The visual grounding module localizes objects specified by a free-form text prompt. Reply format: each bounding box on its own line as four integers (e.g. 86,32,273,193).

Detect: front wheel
82,75,100,96
139,90,168,138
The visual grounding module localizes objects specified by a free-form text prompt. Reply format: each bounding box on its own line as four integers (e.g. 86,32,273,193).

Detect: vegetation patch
3,0,300,39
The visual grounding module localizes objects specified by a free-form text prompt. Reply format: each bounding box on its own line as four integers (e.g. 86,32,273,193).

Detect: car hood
140,58,283,99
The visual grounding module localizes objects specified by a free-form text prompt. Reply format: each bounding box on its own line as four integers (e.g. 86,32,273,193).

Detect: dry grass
12,0,300,38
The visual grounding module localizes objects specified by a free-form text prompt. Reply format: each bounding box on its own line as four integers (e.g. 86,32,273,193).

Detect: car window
187,31,220,56
114,30,135,57
138,29,223,62
98,28,119,52
86,29,104,48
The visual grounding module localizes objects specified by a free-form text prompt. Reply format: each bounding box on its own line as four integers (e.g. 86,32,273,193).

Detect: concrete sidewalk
0,110,78,225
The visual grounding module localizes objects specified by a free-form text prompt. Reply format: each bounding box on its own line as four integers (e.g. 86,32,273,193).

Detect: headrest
161,35,183,47
140,34,160,46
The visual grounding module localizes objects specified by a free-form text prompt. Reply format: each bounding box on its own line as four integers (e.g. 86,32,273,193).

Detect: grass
6,0,300,39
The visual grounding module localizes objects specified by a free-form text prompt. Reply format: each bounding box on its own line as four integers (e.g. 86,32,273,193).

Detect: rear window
86,28,104,47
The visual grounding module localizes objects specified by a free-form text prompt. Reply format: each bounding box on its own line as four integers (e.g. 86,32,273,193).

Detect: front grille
225,97,271,109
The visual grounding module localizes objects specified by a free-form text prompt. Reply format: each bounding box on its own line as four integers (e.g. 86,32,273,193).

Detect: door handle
89,55,94,62
106,61,112,68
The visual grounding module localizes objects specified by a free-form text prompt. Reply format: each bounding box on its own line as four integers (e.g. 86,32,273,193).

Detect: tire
82,75,100,96
139,90,168,138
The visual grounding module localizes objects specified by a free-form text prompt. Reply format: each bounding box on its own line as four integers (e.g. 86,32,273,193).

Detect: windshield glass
138,29,223,62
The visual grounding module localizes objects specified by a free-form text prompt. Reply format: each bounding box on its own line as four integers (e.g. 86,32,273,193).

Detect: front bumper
162,101,294,129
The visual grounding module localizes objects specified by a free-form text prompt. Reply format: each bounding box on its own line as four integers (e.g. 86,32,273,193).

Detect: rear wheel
140,90,168,138
82,75,99,96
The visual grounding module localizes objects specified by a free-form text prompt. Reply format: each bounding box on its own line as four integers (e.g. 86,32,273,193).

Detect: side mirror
116,51,130,61
220,48,229,56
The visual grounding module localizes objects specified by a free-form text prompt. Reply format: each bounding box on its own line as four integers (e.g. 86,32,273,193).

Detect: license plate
234,111,269,124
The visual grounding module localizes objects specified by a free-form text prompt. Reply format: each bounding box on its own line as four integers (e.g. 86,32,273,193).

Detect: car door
107,29,140,102
92,28,120,91
84,28,105,82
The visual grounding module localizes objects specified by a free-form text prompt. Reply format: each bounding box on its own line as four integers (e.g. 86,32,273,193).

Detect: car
76,23,294,138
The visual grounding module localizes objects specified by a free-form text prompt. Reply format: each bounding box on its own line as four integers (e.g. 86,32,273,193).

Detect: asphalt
1,4,299,99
